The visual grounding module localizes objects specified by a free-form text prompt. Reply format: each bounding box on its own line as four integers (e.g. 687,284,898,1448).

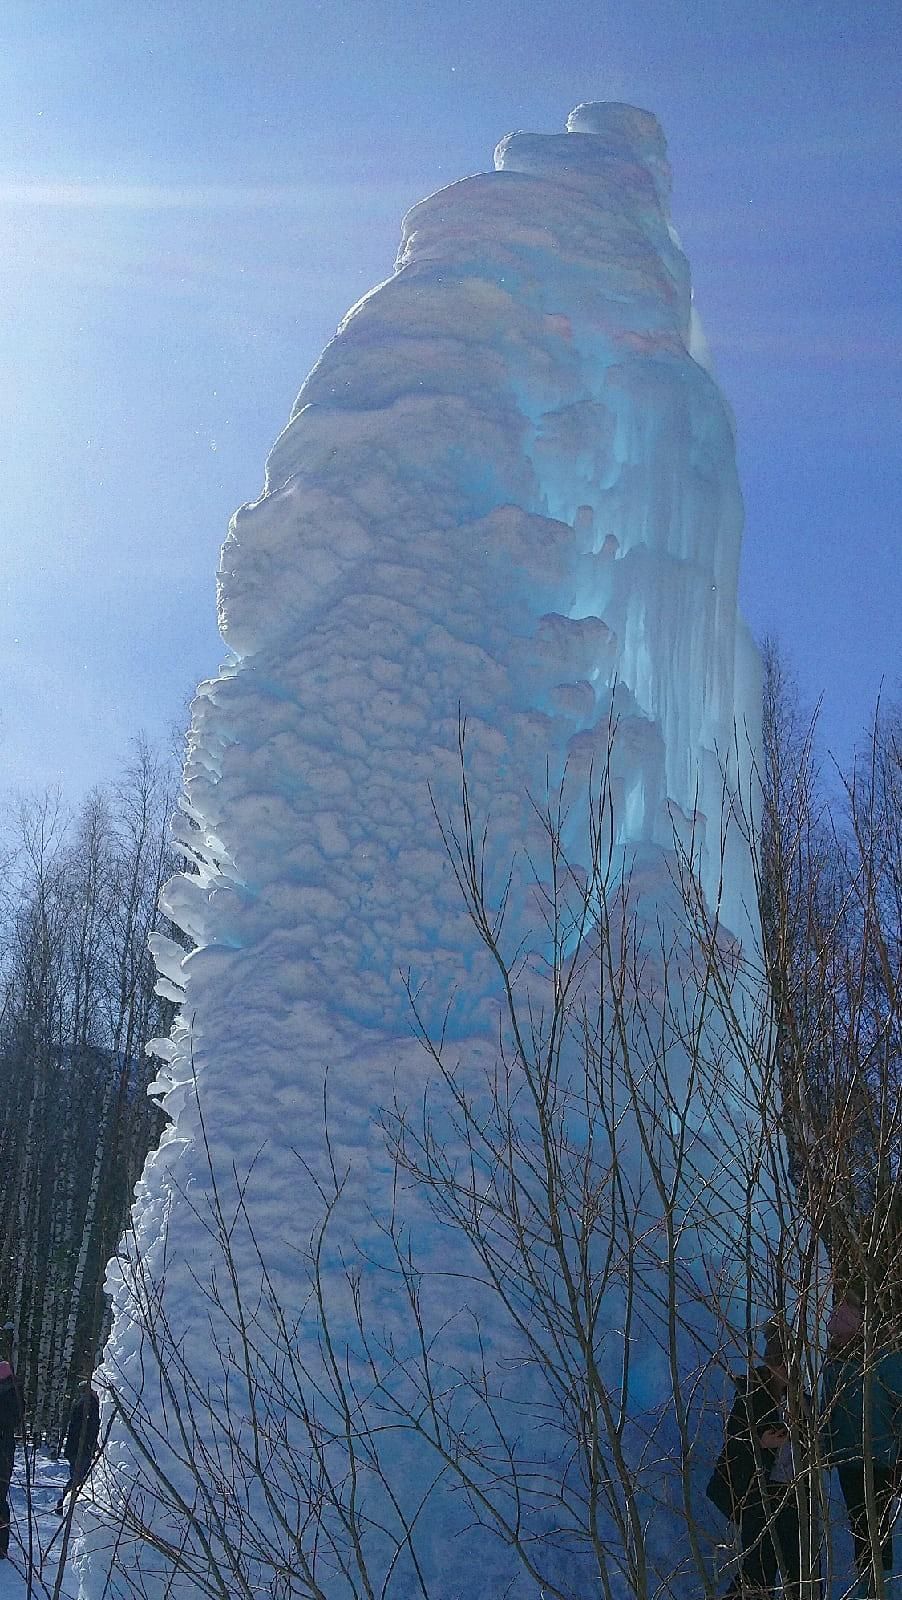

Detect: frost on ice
78,104,762,1598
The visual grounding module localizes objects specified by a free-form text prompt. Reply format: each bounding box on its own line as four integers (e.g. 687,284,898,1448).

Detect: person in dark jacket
820,1295,902,1592
54,1382,100,1516
708,1324,802,1597
0,1337,22,1561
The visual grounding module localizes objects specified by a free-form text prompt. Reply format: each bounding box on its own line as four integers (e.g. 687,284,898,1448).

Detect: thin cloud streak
0,181,416,210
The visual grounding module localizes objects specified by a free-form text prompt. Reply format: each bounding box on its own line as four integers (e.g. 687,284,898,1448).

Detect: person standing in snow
0,1332,22,1560
55,1381,101,1516
820,1295,902,1591
707,1323,803,1597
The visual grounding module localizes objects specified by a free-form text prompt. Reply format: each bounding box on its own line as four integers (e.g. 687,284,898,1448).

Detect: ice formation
78,104,762,1599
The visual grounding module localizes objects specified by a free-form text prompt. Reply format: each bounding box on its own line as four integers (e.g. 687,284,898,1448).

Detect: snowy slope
0,1453,77,1600
77,104,764,1599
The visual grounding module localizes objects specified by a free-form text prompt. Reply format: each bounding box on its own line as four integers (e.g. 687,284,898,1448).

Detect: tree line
0,738,181,1441
760,644,902,1329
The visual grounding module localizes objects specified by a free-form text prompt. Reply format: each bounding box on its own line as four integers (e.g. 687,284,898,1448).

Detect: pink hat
827,1300,862,1342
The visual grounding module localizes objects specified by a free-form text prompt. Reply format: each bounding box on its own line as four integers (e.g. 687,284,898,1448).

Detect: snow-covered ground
1,1446,895,1598
0,1452,77,1600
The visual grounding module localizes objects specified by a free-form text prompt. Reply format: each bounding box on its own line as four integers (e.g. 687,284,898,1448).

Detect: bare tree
69,694,902,1600
82,723,791,1599
758,646,902,1329
0,738,181,1440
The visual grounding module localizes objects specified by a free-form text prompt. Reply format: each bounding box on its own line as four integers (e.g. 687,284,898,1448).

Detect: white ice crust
77,104,762,1599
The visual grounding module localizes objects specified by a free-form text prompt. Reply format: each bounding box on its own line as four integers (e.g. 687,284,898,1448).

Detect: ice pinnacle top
495,101,672,204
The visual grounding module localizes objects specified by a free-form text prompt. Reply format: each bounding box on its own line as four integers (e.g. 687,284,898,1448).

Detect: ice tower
78,104,762,1599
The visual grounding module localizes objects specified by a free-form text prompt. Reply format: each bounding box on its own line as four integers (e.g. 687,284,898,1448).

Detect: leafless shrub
78,698,902,1598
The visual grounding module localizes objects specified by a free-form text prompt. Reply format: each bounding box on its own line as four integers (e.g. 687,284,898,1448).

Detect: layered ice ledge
78,105,762,1600
215,101,758,936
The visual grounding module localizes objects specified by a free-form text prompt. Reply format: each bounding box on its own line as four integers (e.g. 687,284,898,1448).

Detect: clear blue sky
2,0,899,796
